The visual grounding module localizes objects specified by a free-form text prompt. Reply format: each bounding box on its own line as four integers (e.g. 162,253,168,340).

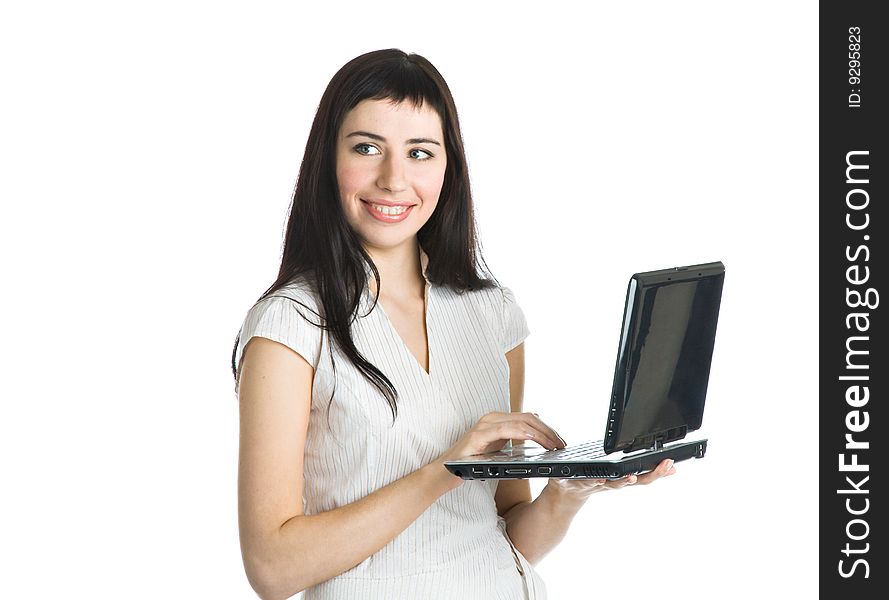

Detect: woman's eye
410,148,433,160
354,143,380,156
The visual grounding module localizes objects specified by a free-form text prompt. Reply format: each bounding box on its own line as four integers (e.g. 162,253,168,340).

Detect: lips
361,198,416,207
360,199,415,223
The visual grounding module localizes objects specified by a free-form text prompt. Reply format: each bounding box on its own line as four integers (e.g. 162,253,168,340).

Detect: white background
1,1,818,598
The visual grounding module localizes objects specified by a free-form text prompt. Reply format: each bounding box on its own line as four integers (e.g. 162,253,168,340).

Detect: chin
358,231,420,251
349,211,431,251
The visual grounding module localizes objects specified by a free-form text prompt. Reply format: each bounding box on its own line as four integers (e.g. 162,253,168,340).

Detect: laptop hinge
630,435,665,453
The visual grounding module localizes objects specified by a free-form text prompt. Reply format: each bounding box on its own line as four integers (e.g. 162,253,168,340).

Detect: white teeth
371,204,409,216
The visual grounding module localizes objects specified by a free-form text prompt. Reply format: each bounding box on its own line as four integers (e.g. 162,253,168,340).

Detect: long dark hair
231,49,497,420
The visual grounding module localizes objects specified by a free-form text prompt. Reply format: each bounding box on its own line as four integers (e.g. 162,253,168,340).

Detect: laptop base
444,439,707,480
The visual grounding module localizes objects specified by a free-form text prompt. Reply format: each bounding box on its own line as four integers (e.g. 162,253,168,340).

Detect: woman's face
336,98,447,254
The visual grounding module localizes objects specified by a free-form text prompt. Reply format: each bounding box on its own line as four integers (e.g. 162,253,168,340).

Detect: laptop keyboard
534,439,606,460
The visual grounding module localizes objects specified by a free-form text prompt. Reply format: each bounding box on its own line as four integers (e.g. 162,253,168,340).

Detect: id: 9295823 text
848,26,861,108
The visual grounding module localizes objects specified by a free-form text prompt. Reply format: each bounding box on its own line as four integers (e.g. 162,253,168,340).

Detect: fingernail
666,459,674,470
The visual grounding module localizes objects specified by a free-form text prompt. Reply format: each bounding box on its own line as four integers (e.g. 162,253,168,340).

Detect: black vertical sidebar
820,2,886,596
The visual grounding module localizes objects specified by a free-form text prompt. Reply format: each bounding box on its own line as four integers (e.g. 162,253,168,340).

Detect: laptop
444,261,725,480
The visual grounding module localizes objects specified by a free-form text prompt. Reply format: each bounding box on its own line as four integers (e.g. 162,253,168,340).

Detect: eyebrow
345,131,441,146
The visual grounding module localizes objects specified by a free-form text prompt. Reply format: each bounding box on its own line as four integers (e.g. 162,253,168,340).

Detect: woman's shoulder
442,281,521,320
457,280,520,303
449,282,529,352
239,277,325,350
267,277,322,311
235,278,325,386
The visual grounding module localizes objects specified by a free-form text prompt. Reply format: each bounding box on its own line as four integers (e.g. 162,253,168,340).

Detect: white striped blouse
234,248,547,599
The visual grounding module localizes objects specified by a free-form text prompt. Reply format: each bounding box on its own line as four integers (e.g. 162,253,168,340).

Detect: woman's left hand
546,458,677,503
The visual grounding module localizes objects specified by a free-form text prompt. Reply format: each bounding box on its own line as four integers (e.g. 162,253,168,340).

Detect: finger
495,413,561,450
525,430,561,450
657,458,674,474
464,421,535,456
652,458,675,478
515,412,564,449
635,471,661,485
489,421,539,445
481,412,566,449
551,478,609,494
636,459,675,485
477,413,536,447
605,473,638,489
530,412,567,448
554,477,607,487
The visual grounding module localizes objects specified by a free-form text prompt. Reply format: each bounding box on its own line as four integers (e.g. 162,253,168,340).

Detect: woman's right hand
434,412,566,488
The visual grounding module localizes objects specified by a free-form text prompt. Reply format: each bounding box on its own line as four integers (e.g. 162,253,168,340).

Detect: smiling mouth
361,199,416,216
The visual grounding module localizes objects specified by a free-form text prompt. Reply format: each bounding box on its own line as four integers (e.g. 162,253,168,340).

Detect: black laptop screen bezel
603,261,725,454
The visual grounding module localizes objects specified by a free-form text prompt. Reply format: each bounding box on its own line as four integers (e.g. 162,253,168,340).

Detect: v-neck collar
373,291,432,378
418,245,431,284
360,244,433,379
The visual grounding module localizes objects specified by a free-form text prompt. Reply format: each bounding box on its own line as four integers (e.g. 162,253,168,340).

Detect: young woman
231,48,675,600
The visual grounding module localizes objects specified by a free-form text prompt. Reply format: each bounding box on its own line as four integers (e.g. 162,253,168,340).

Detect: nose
376,153,408,193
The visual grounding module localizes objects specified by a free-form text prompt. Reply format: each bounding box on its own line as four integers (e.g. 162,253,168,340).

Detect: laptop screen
606,263,725,453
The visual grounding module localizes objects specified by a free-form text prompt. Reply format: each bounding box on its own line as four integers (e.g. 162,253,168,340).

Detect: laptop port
472,467,484,476
487,466,500,477
505,468,531,475
538,466,552,475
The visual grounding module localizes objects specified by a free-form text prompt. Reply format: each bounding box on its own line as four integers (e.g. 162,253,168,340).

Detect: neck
365,239,426,301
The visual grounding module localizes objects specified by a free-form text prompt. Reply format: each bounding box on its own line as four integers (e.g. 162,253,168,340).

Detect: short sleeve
234,292,324,392
500,286,530,353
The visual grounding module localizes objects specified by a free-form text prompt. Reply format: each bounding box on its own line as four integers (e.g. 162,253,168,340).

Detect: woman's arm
495,342,581,565
494,343,676,565
238,337,457,600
